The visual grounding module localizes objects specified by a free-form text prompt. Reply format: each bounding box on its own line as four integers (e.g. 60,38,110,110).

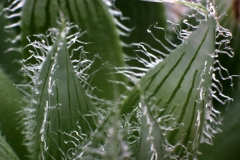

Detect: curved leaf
69,109,126,160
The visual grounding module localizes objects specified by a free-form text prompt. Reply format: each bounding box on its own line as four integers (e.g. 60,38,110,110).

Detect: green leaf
0,69,27,159
120,16,217,158
70,106,133,159
197,1,240,155
23,16,97,159
212,0,240,98
0,134,19,160
0,3,23,83
115,1,168,68
198,92,240,160
136,93,169,160
16,0,127,101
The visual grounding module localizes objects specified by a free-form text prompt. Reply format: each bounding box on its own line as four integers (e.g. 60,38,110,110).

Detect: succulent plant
0,0,239,159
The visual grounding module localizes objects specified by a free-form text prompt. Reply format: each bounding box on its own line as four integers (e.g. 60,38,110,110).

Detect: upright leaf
22,17,97,159
6,0,127,101
136,94,169,160
120,16,218,158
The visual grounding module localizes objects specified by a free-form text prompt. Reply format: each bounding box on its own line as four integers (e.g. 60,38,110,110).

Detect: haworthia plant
9,0,127,101
0,0,238,159
21,15,98,159
119,15,220,159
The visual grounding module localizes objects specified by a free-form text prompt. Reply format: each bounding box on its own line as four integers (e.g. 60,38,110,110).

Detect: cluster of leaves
0,0,239,159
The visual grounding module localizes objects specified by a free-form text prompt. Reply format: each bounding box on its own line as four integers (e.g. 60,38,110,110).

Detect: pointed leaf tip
22,18,97,159
121,16,218,158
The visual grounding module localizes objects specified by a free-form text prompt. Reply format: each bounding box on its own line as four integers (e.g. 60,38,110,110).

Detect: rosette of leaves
71,2,230,159
0,0,236,159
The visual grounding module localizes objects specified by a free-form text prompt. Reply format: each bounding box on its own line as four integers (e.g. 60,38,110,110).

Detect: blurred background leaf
115,0,169,70
0,134,19,160
0,69,27,159
7,0,127,101
0,2,23,83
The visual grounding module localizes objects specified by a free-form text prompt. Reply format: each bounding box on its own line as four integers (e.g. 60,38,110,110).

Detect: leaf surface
19,0,127,100
136,94,169,160
115,1,168,67
24,19,97,159
120,16,217,158
198,1,240,158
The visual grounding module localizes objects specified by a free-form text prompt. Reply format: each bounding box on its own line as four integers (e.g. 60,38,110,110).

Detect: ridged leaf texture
120,16,217,158
136,94,169,160
17,0,127,100
23,17,97,159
